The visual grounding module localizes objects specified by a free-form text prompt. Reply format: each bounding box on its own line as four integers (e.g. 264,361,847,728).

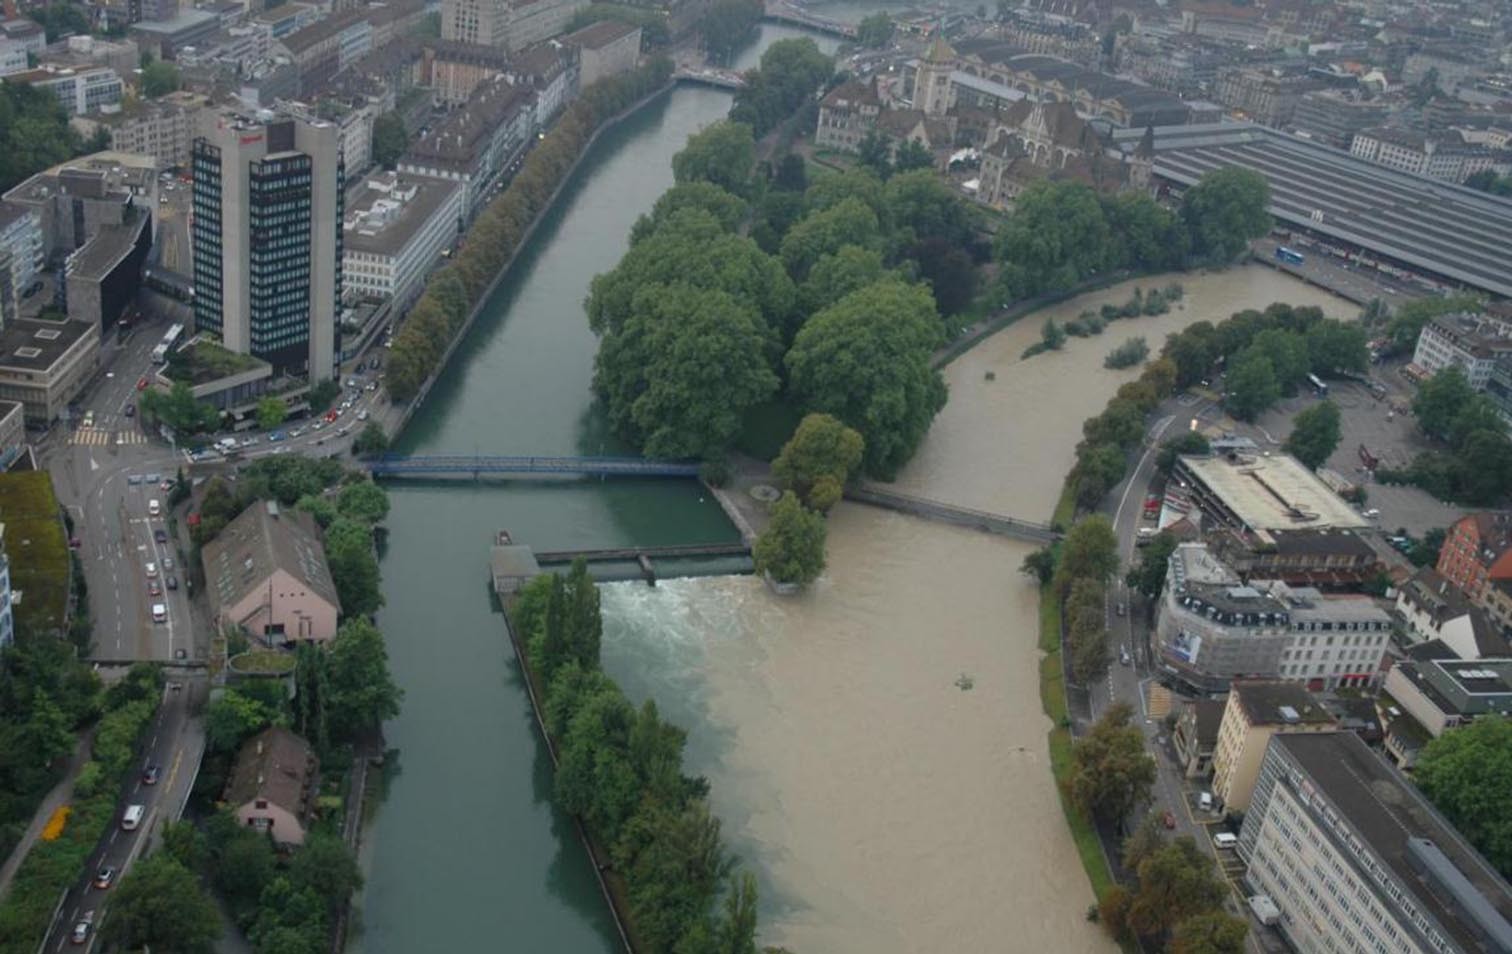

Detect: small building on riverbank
202,500,340,645
226,727,320,847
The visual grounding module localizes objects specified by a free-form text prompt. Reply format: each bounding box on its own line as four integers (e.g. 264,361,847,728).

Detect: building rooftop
0,317,94,373
1273,732,1512,953
1179,451,1370,532
3,151,157,205
343,172,461,257
200,500,339,620
560,19,639,50
1231,680,1336,726
1258,581,1392,625
1187,697,1227,745
130,9,219,36
1451,511,1512,567
1121,122,1512,299
1169,542,1292,623
1400,567,1508,658
224,726,317,820
403,76,534,173
66,211,148,282
280,8,367,56
1424,313,1512,359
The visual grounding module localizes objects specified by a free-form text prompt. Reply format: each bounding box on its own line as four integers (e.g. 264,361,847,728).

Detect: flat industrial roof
0,317,94,373
343,174,461,257
1181,453,1370,531
1136,123,1512,298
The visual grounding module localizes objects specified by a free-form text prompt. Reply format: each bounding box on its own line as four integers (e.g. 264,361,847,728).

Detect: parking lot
1215,372,1463,539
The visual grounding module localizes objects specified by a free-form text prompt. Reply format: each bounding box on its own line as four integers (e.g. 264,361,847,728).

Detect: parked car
268,430,286,442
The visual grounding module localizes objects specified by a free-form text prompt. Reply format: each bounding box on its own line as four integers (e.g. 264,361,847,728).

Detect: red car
1162,809,1177,830
136,376,149,391
324,409,339,422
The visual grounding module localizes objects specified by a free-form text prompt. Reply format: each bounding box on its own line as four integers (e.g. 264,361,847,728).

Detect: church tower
914,28,957,117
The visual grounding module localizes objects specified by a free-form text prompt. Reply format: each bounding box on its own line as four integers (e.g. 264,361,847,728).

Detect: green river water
357,26,838,952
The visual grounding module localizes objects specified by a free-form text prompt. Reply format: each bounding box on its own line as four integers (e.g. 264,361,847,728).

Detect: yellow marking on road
163,746,184,794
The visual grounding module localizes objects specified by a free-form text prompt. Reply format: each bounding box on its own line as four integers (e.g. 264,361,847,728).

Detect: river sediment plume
602,265,1356,952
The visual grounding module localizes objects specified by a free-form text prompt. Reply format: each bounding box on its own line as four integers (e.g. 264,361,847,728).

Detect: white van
147,499,161,517
1214,832,1238,849
1198,791,1215,812
215,437,238,452
151,603,167,623
121,804,144,830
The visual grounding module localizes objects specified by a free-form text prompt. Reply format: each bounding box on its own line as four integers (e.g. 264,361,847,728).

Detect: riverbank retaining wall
389,82,677,441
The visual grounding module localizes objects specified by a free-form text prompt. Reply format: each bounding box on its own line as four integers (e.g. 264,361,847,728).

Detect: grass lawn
0,472,69,636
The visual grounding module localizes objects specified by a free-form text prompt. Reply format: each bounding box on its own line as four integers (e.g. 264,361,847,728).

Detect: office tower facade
192,108,343,381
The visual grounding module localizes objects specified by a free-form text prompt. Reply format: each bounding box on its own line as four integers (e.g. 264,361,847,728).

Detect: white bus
152,323,185,364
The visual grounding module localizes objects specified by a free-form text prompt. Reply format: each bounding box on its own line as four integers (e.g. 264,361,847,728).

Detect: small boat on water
495,529,513,546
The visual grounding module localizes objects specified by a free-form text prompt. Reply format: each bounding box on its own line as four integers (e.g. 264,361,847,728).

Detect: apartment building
0,203,43,323
1350,128,1505,184
504,0,588,54
397,75,534,217
1395,568,1509,662
561,19,639,89
6,65,124,116
1437,511,1512,600
191,107,343,382
1290,90,1389,149
1210,681,1335,813
1411,312,1512,389
72,91,207,168
1240,731,1512,954
1265,581,1393,690
441,0,509,48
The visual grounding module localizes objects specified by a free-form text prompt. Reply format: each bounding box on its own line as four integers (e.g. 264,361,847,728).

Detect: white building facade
342,172,464,308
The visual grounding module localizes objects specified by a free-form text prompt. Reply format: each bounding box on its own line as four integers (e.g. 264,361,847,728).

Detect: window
255,799,268,809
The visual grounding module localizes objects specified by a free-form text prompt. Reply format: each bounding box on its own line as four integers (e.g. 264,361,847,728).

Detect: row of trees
700,0,762,61
513,564,764,953
728,37,833,138
1377,365,1512,504
0,664,162,949
1160,302,1368,421
995,167,1271,301
385,58,674,402
1068,356,1179,508
1100,812,1249,951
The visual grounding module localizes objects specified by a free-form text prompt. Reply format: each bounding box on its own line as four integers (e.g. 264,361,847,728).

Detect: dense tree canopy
801,244,889,313
856,12,894,47
1125,532,1179,599
1179,167,1271,262
1054,515,1120,596
589,208,796,340
1224,352,1279,422
593,283,779,458
996,181,1116,298
700,0,762,61
629,181,748,244
102,854,221,952
1416,717,1512,878
323,617,403,742
140,60,181,98
671,120,756,197
785,280,946,479
779,197,883,281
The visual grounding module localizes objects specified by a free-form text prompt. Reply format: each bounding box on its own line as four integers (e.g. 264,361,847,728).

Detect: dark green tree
700,0,762,61
1053,515,1120,595
856,130,893,178
1225,352,1280,422
1285,400,1342,469
336,479,390,524
352,422,389,455
800,244,888,313
325,518,383,618
630,181,748,243
779,197,883,280
102,854,221,952
785,279,946,479
140,60,181,98
324,617,403,742
371,112,408,169
1171,912,1250,954
1124,533,1178,600
856,12,894,47
1413,366,1476,441
256,396,288,430
1416,716,1512,879
892,139,934,173
1179,167,1271,262
1305,320,1368,374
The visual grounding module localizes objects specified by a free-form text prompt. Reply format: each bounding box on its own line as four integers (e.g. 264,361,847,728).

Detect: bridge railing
844,485,1060,541
368,454,702,477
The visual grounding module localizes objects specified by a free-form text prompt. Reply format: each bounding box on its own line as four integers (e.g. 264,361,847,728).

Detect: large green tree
1416,716,1512,878
728,38,832,136
324,617,403,742
629,181,748,244
996,181,1116,297
700,0,762,61
1305,320,1368,374
779,197,883,281
1171,912,1250,954
1124,533,1179,600
1224,352,1280,422
672,120,756,197
371,112,409,169
800,244,889,313
593,283,778,458
1179,167,1271,262
1413,366,1477,441
324,518,383,617
856,11,894,47
256,396,288,431
140,60,181,98
102,855,221,953
771,413,864,512
336,479,390,524
0,83,86,194
753,492,827,585
1285,400,1342,469
1054,515,1120,596
1068,702,1155,826
785,279,946,479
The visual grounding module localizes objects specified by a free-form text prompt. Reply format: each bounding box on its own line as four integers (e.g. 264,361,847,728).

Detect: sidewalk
0,727,96,901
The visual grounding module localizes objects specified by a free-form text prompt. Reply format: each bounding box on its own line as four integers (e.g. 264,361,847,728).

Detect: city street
38,680,206,953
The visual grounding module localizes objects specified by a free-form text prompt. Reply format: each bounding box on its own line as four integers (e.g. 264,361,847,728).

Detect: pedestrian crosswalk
71,427,147,447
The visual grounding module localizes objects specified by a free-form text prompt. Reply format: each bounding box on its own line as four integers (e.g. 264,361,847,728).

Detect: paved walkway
0,727,95,901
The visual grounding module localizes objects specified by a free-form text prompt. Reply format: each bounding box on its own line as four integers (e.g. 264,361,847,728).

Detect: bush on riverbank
511,563,763,952
385,58,673,403
1103,337,1149,370
0,665,162,953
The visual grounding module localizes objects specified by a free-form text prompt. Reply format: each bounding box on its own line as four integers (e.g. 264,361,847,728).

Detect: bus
1307,373,1329,397
152,323,185,364
1276,246,1305,265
